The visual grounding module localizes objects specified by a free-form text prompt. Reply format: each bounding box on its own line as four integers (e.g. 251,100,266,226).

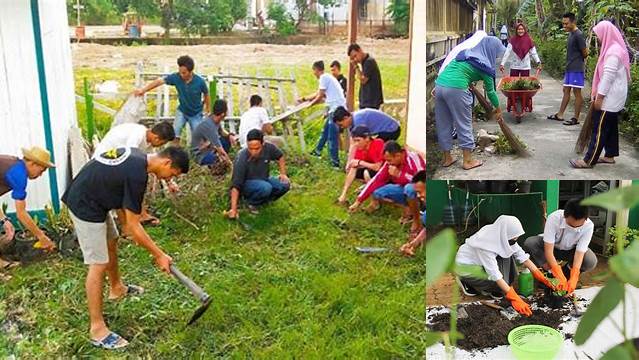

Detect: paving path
432,71,639,180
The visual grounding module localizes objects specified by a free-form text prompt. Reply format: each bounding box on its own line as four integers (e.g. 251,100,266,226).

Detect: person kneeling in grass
62,146,189,350
225,129,290,218
349,141,425,238
93,121,176,228
0,146,57,270
191,99,234,171
455,215,556,316
337,126,384,205
400,170,426,256
523,198,597,295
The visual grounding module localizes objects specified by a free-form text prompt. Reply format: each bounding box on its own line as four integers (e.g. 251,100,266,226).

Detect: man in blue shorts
134,55,210,144
547,12,589,126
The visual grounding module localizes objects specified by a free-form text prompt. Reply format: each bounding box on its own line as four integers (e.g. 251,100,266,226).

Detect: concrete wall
0,1,77,214
406,0,425,155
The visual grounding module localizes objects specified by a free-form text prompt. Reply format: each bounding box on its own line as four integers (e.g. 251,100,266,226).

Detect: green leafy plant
495,133,527,155
574,185,639,359
386,0,410,36
548,277,567,296
267,2,298,36
501,78,541,91
607,226,638,255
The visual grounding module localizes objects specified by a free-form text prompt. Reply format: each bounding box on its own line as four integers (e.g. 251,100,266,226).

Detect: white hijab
500,25,508,34
439,30,487,75
466,215,525,258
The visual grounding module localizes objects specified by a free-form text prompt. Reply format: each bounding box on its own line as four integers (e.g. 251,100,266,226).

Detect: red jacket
357,150,425,202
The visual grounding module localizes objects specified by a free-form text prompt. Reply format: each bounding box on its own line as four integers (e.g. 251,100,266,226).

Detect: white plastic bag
112,95,146,127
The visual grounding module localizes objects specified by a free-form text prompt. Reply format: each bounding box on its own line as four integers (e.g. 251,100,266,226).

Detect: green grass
0,64,423,358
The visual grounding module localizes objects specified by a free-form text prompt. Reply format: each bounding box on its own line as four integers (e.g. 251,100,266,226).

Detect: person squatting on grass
455,215,556,316
134,55,210,145
348,43,384,110
226,129,290,219
62,146,190,350
191,99,234,170
337,126,385,205
299,60,346,168
400,170,426,256
349,141,425,238
499,23,543,77
569,20,631,169
523,198,597,295
0,147,57,270
332,106,401,142
238,94,285,149
94,121,177,229
547,12,589,126
434,36,506,171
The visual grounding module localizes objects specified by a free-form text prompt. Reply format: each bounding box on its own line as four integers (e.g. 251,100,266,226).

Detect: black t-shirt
359,54,384,109
336,74,347,95
62,147,148,222
231,143,283,190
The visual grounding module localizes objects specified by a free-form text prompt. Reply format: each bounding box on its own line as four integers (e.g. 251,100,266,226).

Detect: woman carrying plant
570,20,631,169
434,36,506,170
499,23,542,77
454,215,555,316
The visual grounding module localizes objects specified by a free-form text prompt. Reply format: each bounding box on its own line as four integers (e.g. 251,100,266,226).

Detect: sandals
563,117,579,126
140,216,160,226
547,114,564,121
109,284,145,301
569,159,592,169
598,158,616,164
441,159,458,168
90,331,129,350
0,259,19,270
462,160,483,171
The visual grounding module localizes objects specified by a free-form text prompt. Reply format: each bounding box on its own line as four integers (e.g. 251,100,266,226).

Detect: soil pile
428,297,570,351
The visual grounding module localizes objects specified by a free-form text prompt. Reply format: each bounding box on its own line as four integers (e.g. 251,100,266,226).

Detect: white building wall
0,1,77,214
406,0,424,155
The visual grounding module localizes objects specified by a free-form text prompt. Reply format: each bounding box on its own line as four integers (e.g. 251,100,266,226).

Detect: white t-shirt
500,44,541,70
319,73,346,111
598,55,629,113
456,242,530,281
238,106,272,148
93,123,150,158
542,209,594,253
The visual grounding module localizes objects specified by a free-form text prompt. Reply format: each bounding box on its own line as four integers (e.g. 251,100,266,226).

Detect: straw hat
21,146,56,168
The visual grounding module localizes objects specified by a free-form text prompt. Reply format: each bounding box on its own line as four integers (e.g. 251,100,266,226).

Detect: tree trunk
161,0,173,39
534,0,546,39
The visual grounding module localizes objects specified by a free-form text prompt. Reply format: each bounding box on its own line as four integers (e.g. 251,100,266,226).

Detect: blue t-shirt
351,109,400,134
164,73,209,116
4,160,28,200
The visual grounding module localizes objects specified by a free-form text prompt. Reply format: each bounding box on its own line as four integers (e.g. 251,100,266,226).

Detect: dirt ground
429,70,639,180
70,38,409,70
426,257,607,306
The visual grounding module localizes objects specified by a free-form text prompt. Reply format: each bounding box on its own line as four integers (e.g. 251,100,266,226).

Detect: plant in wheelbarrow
573,185,639,359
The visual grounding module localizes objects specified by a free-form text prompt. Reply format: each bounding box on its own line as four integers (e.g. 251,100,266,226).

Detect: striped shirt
356,150,425,203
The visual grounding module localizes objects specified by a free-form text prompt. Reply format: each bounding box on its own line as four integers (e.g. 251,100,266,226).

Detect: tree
387,0,410,36
495,0,520,29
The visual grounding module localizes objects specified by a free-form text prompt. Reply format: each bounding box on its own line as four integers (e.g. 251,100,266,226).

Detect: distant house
248,0,391,23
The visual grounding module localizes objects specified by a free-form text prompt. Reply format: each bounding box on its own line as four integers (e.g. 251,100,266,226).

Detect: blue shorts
563,72,585,88
372,183,417,206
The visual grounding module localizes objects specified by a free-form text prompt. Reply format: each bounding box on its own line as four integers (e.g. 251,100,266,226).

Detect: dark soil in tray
428,295,571,351
2,230,80,263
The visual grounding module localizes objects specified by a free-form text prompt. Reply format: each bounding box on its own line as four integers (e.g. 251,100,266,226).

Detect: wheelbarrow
498,69,542,123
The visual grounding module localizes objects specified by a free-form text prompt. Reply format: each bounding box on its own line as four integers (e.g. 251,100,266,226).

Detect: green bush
620,65,639,145
535,39,567,79
173,0,246,35
387,0,410,36
267,2,298,36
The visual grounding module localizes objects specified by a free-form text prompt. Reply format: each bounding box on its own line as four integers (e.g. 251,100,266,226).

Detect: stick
470,85,531,157
575,104,594,154
174,211,200,231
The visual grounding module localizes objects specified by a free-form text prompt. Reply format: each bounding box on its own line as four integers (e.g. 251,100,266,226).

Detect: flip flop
547,114,564,121
563,117,579,126
0,260,19,270
462,160,483,171
399,215,414,225
598,158,616,164
441,159,458,168
109,284,145,301
140,216,160,226
569,159,592,169
90,332,129,350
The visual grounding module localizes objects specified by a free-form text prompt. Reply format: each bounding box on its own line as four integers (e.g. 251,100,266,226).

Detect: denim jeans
242,177,290,206
314,110,340,167
199,136,231,165
174,109,204,138
372,183,417,206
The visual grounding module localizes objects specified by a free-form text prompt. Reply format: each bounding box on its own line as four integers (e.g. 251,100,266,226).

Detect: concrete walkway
432,71,639,180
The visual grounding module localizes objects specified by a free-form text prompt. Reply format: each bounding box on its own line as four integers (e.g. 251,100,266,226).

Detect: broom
575,104,594,154
470,85,531,158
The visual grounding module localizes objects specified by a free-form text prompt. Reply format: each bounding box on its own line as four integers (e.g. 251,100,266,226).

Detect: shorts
563,72,585,88
372,183,417,206
355,168,378,180
69,210,119,265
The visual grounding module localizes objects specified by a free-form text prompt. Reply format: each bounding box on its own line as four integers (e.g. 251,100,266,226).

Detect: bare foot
108,283,129,300
400,243,415,256
462,159,483,170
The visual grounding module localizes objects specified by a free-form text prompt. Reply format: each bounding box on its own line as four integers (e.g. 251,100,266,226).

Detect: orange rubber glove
505,287,532,316
550,264,568,292
532,268,555,290
567,267,580,294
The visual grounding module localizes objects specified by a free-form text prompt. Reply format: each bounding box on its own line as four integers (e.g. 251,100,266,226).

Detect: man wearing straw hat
0,146,57,269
